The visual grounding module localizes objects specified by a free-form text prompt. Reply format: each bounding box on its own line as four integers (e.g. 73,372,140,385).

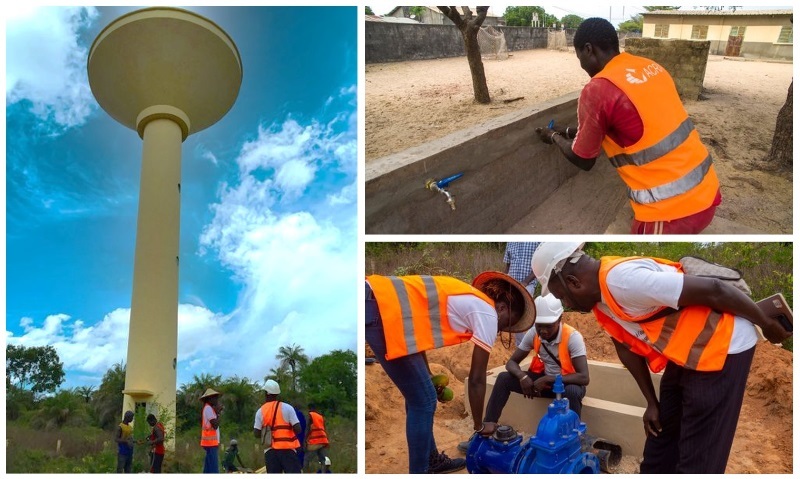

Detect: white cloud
6,7,99,129
199,89,358,371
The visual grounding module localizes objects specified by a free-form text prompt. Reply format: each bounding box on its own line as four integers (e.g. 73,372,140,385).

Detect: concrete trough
465,359,663,458
366,92,630,234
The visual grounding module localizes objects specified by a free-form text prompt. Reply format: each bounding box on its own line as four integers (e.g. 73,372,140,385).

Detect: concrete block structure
625,37,710,101
465,359,663,458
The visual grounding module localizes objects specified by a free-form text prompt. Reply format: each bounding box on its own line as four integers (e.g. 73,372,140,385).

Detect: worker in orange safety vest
531,242,792,473
365,272,536,473
199,388,222,473
304,404,330,473
535,18,721,235
253,379,302,473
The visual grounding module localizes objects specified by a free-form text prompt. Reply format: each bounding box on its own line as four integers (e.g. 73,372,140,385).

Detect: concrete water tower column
87,7,242,445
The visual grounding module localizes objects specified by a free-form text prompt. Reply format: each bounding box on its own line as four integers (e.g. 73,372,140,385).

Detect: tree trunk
766,80,792,171
438,6,491,104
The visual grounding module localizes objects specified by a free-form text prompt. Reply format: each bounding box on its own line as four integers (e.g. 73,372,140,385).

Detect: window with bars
729,26,746,37
691,25,708,40
777,26,792,44
654,24,669,38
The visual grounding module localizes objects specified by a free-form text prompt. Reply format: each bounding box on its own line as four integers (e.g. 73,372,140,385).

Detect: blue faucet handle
548,119,555,129
437,173,464,188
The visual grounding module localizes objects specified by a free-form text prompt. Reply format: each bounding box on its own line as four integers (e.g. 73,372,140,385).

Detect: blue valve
548,119,555,129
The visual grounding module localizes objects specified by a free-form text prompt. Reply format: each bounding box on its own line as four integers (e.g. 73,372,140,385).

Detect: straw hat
472,271,536,333
199,388,221,400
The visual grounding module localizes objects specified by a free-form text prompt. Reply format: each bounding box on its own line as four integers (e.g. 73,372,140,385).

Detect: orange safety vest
307,411,329,446
596,256,735,372
367,275,495,360
200,403,219,447
594,52,719,222
260,401,300,450
528,323,577,374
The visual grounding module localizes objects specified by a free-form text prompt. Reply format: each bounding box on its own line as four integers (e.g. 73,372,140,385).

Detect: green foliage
365,6,374,16
7,344,65,396
218,376,261,434
618,14,643,33
367,242,506,282
91,362,126,430
503,6,554,27
409,6,425,20
298,350,357,419
7,385,36,421
561,14,584,29
31,389,91,430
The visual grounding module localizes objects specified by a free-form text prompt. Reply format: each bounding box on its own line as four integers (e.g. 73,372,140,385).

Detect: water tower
88,7,242,442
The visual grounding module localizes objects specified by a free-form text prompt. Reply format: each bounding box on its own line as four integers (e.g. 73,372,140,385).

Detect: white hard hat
263,379,281,394
534,294,564,324
531,242,586,295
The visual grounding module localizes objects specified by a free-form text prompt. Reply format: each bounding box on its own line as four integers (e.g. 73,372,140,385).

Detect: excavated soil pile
365,312,793,474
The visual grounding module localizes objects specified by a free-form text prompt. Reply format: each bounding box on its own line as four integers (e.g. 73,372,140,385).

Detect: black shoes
428,450,466,474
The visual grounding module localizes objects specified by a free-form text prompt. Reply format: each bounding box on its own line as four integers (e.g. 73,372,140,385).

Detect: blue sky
6,6,358,389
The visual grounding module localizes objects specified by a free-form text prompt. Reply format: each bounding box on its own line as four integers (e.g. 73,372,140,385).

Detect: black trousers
640,347,755,474
265,448,302,474
484,370,586,422
150,452,164,473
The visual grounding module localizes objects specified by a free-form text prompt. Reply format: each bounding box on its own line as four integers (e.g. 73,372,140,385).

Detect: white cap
263,379,281,394
534,294,564,324
325,456,331,466
531,242,585,295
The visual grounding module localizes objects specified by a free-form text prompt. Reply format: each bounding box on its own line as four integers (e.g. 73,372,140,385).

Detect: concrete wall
365,92,583,234
624,37,710,101
367,23,559,63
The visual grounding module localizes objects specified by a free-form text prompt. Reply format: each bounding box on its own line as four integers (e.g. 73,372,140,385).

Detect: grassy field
7,417,356,473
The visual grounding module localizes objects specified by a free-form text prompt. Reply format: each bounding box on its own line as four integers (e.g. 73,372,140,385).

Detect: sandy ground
364,312,793,474
365,49,793,233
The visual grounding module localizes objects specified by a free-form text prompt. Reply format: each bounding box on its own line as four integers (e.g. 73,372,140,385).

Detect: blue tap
436,173,463,189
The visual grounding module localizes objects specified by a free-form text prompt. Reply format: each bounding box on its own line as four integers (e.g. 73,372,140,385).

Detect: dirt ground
364,312,793,474
366,49,793,233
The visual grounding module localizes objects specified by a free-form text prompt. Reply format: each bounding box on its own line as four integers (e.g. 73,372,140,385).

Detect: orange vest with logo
528,323,577,374
594,52,719,222
367,275,495,360
307,411,329,446
200,403,219,447
596,256,735,372
260,401,300,450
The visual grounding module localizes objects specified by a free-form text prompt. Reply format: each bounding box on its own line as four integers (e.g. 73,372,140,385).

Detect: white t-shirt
446,294,499,354
203,403,220,443
519,324,587,376
599,258,758,355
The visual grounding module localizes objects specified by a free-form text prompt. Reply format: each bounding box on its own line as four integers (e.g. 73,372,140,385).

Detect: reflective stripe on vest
598,256,735,371
595,52,719,222
528,323,577,375
260,401,300,450
307,411,329,445
593,306,668,373
367,275,495,360
200,403,219,447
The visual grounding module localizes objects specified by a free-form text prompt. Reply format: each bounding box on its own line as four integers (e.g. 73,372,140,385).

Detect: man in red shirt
146,413,166,473
535,18,722,234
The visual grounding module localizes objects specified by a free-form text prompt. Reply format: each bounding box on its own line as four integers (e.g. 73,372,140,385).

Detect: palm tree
75,385,95,403
265,364,292,387
219,376,260,428
276,344,309,392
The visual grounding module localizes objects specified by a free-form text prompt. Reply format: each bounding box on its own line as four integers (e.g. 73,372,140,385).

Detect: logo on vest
625,63,665,85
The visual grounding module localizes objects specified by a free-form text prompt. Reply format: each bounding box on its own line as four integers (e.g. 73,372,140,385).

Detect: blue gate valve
465,374,601,474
